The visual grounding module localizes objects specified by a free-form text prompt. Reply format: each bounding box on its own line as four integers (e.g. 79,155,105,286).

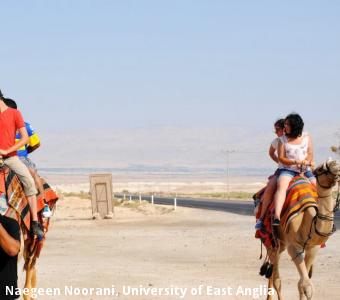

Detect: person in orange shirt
4,98,52,219
0,89,43,239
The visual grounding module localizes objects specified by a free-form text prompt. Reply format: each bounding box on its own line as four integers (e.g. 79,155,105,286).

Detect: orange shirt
0,108,25,157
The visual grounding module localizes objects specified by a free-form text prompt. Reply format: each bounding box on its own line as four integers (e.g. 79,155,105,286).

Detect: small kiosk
89,174,114,219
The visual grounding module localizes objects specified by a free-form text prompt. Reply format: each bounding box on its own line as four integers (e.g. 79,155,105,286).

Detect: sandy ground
16,196,340,300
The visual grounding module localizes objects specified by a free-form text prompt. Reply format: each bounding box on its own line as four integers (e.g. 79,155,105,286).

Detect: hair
0,89,4,100
285,113,304,138
3,98,17,109
274,118,285,129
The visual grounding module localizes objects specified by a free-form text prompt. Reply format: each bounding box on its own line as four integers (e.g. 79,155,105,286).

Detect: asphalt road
114,194,340,228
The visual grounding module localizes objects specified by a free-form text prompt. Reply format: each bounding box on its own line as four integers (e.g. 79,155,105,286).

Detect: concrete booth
89,174,114,219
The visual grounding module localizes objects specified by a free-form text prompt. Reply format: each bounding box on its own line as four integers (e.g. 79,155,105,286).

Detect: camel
256,159,340,300
0,163,58,300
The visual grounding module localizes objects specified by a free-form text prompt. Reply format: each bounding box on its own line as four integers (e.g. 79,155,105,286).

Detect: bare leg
274,176,291,220
259,176,277,219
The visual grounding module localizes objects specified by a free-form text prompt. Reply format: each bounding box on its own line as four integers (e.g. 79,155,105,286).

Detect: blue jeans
277,168,315,180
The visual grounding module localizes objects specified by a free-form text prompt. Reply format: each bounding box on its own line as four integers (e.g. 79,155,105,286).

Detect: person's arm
0,126,29,156
303,135,314,168
278,140,301,166
269,145,278,163
0,218,20,257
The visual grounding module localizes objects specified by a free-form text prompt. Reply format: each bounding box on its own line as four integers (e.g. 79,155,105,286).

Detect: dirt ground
17,196,340,300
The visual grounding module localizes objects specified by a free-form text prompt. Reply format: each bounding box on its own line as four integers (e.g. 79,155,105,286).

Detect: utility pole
221,149,236,200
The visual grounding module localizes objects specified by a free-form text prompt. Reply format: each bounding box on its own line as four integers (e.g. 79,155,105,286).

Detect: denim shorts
277,168,315,179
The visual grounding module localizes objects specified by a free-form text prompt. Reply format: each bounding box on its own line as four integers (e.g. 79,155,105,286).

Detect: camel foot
298,279,314,300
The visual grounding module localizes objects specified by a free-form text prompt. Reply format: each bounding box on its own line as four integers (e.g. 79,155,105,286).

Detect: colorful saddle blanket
0,167,58,231
255,176,318,249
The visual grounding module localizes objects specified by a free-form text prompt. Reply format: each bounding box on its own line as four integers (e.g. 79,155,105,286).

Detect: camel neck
317,187,334,216
311,186,335,244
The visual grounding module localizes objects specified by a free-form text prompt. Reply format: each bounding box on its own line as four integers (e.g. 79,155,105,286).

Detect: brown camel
0,164,58,300
262,159,340,300
21,216,57,300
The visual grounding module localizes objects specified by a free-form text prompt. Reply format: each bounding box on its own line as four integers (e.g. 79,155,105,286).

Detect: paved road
115,194,340,228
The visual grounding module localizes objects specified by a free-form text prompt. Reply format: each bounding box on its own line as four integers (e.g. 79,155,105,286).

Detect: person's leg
255,175,278,230
20,156,52,218
4,157,43,238
259,175,277,219
273,173,293,222
5,157,38,219
28,168,45,201
28,167,52,218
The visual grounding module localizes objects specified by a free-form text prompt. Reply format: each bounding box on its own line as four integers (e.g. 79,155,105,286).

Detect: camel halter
294,170,340,259
313,164,340,237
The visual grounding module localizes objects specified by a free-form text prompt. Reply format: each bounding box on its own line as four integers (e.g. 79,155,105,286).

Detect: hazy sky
1,1,339,168
0,0,340,167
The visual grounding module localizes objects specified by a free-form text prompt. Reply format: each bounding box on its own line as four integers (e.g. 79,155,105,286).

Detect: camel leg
304,246,319,279
267,243,285,300
272,250,284,300
267,276,273,300
23,266,37,300
31,266,37,290
267,246,284,300
23,266,33,300
287,245,314,300
266,249,275,300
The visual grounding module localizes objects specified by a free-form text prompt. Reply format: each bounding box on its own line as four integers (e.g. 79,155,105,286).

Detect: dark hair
3,98,17,109
285,113,304,138
274,118,285,129
0,89,3,100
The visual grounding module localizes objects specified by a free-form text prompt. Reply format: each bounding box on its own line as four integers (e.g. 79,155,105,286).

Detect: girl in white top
273,114,316,226
255,119,285,230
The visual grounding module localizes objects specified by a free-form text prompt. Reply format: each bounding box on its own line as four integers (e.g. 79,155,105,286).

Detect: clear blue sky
1,0,339,131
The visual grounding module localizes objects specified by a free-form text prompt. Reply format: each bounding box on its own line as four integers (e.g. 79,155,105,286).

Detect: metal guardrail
114,193,254,216
114,193,340,227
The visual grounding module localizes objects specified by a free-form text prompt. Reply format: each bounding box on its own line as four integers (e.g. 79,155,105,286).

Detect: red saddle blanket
0,167,58,231
255,176,318,249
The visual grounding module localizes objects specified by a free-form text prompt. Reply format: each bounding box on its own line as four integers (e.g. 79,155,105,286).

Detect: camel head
314,159,340,191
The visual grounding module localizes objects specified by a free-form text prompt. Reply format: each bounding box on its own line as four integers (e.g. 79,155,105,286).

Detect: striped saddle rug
255,176,318,249
0,166,58,234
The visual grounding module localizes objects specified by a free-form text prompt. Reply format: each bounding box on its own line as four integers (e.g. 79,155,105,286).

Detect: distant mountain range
32,123,340,170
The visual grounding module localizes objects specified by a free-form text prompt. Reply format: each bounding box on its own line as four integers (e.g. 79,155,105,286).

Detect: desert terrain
17,190,340,300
